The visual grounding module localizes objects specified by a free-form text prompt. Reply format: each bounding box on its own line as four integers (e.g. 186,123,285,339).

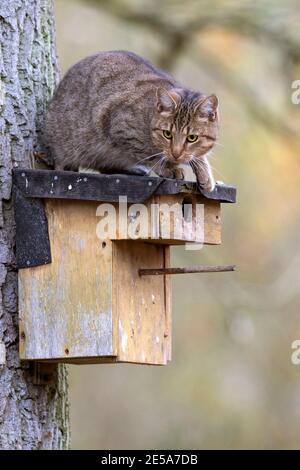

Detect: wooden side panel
203,200,221,245
113,241,170,365
19,199,115,361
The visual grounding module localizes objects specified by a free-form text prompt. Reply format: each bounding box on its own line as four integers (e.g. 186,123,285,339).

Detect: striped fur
43,51,218,191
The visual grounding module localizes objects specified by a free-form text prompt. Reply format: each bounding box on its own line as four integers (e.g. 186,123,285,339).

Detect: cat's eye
186,134,198,143
163,130,172,140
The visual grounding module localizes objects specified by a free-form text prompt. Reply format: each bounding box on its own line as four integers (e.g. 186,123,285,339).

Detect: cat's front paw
199,177,216,193
158,166,185,180
173,167,185,180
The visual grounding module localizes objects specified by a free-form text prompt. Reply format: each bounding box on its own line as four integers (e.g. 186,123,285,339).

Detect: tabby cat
43,51,219,191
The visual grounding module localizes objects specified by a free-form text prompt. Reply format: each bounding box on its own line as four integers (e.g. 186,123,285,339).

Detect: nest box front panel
19,199,115,362
19,199,171,365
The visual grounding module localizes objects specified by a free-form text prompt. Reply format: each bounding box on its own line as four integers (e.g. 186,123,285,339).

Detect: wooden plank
13,169,236,203
204,200,222,245
19,199,115,361
113,241,170,365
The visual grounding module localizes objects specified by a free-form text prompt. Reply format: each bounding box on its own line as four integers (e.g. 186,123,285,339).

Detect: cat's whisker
190,157,202,168
147,156,165,175
154,157,163,174
207,164,226,180
135,151,164,166
192,157,226,180
156,157,167,176
190,158,207,175
189,159,199,174
154,157,166,171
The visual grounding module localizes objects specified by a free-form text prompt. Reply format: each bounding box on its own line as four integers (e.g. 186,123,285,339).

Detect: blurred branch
87,0,175,34
191,46,300,151
154,32,187,70
90,0,300,65
189,12,300,64
87,0,300,147
86,0,189,70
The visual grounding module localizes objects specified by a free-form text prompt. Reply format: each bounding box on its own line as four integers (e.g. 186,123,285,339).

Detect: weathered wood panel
203,199,222,245
113,241,170,365
19,199,115,360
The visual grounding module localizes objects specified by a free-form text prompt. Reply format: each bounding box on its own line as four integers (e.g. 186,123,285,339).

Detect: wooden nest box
13,169,236,365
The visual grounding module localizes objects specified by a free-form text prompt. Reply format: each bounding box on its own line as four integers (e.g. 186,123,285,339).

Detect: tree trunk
0,0,70,449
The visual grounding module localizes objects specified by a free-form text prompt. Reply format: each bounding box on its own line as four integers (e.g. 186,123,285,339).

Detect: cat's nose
172,146,182,160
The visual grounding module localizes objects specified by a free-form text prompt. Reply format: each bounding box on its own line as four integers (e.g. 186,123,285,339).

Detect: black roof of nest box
12,169,236,204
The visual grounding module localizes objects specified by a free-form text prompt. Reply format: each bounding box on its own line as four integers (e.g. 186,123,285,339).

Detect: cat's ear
195,94,218,120
156,88,181,113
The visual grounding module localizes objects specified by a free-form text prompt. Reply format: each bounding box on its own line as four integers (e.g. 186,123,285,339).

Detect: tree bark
0,0,70,449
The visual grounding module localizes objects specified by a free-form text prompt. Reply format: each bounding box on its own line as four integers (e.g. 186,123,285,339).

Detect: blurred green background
54,0,300,449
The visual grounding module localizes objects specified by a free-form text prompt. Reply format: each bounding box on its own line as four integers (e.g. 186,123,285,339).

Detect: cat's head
151,88,219,163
